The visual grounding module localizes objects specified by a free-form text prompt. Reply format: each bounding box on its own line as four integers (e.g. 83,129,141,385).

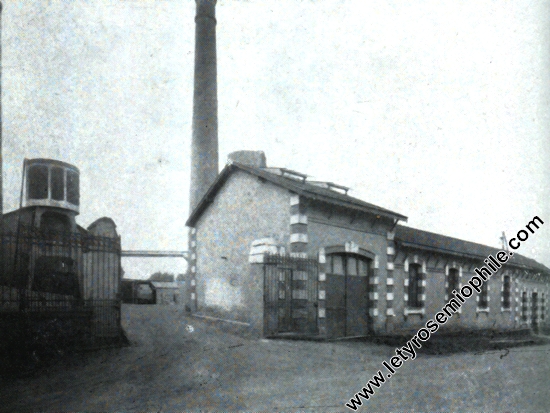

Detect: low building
121,280,183,305
185,152,550,339
121,279,156,304
151,282,181,305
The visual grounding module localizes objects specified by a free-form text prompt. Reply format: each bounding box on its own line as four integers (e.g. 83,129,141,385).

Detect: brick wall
391,249,550,334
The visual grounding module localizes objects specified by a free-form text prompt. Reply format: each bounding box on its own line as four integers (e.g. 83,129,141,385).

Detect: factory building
186,155,549,338
185,1,550,338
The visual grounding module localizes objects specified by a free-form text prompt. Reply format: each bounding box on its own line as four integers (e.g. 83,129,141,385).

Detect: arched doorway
325,251,372,337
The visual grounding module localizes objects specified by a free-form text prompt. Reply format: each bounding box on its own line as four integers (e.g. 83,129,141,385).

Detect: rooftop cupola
24,158,80,214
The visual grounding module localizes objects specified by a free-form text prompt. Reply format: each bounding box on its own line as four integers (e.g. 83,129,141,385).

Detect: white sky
2,0,549,278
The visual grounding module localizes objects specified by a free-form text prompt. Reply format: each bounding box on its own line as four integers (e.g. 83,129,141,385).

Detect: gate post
249,238,279,337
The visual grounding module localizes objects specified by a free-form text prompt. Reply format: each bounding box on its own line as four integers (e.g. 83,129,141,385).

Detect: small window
28,165,48,199
358,259,369,277
408,264,422,308
447,268,459,299
479,282,489,308
66,170,80,205
502,276,511,309
521,292,527,321
347,257,357,276
331,255,344,275
51,167,64,201
328,253,370,277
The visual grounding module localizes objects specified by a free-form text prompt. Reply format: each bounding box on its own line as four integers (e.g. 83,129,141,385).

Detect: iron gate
264,253,319,336
0,227,123,352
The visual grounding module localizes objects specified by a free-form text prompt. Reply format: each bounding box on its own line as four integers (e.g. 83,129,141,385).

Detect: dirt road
1,305,549,412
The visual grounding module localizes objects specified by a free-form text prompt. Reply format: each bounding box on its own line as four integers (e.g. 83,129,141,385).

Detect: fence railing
0,227,123,348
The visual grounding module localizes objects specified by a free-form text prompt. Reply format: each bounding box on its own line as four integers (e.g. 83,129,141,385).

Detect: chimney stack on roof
190,0,219,211
227,150,267,168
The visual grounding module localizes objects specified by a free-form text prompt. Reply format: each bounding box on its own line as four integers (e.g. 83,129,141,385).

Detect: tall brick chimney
190,0,218,212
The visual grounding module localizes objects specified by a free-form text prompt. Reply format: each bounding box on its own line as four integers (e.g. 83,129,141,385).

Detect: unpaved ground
1,305,549,412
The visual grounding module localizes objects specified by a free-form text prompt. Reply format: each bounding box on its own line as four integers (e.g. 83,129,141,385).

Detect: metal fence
0,227,123,350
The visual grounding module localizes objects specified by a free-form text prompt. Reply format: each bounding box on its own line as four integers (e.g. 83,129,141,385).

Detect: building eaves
396,225,550,275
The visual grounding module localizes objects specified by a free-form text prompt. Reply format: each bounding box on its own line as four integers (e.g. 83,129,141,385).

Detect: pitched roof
186,162,408,226
396,225,550,274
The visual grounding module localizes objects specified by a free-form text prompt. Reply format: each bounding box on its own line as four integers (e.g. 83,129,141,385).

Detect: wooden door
345,256,369,336
326,254,370,338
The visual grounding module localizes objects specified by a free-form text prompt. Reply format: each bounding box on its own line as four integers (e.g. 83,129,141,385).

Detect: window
447,268,459,299
532,292,538,323
542,293,545,320
66,170,80,205
330,255,344,275
502,276,511,309
28,165,48,199
347,257,357,276
51,166,64,201
328,254,369,277
357,259,369,277
478,281,489,308
521,292,527,321
408,264,422,308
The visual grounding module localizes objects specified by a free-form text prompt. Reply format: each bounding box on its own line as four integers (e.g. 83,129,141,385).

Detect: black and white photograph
0,0,549,411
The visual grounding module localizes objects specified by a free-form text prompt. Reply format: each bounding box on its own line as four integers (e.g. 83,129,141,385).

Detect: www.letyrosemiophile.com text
346,216,544,411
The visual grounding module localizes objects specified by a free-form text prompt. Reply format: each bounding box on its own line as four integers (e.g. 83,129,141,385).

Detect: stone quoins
318,250,327,321
290,194,308,253
290,214,307,225
318,248,326,264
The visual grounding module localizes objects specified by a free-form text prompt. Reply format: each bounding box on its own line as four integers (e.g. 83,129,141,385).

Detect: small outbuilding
151,282,181,305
